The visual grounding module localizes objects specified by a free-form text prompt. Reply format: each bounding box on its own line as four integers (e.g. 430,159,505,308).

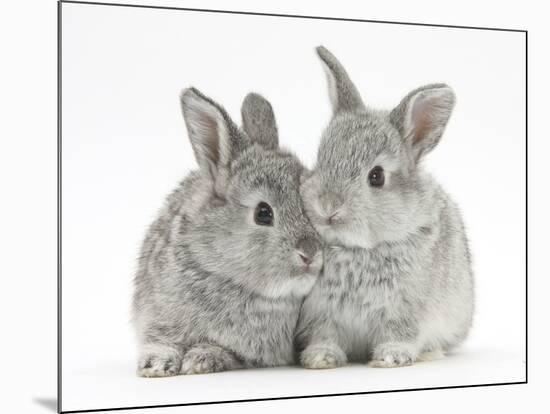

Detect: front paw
180,345,238,375
368,343,415,368
137,345,182,377
300,344,347,369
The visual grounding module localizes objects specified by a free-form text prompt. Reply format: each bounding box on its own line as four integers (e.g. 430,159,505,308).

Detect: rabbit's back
133,172,201,320
419,186,474,350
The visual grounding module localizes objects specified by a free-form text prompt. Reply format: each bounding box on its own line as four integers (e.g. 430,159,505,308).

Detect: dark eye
368,166,385,187
254,202,274,226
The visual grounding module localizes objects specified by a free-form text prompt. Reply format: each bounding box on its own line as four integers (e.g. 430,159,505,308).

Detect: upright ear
241,92,279,150
390,84,456,162
316,46,366,115
180,88,246,195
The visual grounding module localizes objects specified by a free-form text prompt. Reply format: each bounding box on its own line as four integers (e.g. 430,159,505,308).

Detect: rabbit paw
180,344,239,375
301,343,347,369
137,345,182,377
369,343,415,368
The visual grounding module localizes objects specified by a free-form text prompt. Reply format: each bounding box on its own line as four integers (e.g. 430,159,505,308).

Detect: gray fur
317,46,366,115
296,46,474,368
133,88,322,376
241,92,279,150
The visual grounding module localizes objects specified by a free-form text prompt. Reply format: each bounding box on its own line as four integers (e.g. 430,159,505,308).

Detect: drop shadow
33,397,57,412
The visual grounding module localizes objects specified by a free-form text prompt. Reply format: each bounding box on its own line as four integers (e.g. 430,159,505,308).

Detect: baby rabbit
296,46,474,368
133,88,322,377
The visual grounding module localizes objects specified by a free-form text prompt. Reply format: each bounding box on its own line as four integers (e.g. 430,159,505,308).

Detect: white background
0,0,546,414
60,2,526,411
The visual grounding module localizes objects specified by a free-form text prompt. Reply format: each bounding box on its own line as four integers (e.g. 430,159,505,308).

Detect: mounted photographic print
58,1,527,412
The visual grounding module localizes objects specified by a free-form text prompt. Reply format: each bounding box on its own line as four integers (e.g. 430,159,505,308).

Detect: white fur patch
261,273,318,299
417,350,445,362
137,344,181,378
320,58,339,111
301,344,347,369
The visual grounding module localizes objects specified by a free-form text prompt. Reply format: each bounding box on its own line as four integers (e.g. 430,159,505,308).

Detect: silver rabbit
296,46,474,369
132,88,322,377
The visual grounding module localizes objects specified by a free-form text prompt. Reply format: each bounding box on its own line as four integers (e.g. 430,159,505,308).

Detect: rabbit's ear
390,84,456,162
316,46,366,115
241,93,279,150
180,88,246,191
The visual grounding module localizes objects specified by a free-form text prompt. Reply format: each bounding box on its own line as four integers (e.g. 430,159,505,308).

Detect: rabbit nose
319,192,343,222
327,212,339,225
298,253,312,266
295,237,320,265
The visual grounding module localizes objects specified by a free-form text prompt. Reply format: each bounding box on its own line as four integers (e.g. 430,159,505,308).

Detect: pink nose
298,253,312,266
327,212,338,225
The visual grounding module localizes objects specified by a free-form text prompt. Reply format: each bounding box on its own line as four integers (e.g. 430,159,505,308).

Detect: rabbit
296,46,474,369
132,88,323,377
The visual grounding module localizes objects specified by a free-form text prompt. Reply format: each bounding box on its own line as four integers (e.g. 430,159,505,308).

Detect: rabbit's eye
368,166,385,187
254,202,274,226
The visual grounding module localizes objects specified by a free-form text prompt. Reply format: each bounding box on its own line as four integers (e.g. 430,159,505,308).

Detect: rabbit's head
180,88,322,298
301,46,456,249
